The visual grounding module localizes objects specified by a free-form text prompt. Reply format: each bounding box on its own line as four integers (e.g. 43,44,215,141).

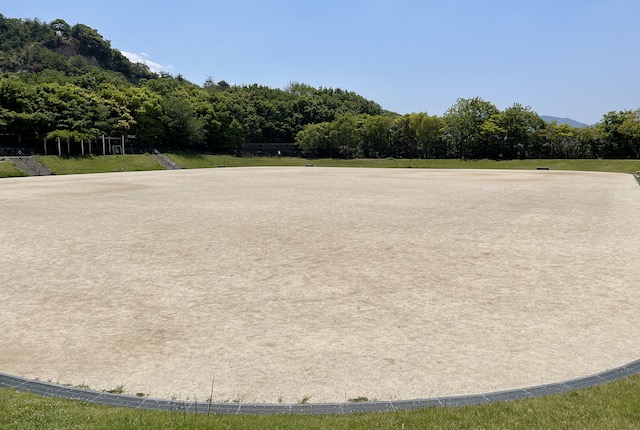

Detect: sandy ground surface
1,167,639,404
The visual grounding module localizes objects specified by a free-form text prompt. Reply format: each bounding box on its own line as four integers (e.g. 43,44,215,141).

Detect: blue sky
4,0,640,124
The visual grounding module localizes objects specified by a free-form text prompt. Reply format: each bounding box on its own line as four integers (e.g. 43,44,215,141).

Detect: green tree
534,122,579,158
224,118,245,151
619,109,640,158
159,95,204,147
358,115,393,158
595,110,634,158
70,24,114,68
443,97,499,159
329,113,365,159
295,122,332,158
408,113,446,158
40,83,109,136
0,76,39,143
481,104,545,159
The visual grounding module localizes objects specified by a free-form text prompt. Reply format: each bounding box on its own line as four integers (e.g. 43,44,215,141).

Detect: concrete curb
2,359,640,415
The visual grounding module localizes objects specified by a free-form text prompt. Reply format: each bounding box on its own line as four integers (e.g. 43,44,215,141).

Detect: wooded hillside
1,14,639,159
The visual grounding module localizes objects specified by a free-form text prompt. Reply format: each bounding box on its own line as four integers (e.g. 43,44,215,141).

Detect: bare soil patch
1,168,639,403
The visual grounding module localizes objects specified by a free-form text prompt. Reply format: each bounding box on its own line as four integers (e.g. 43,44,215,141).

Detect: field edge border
2,359,640,415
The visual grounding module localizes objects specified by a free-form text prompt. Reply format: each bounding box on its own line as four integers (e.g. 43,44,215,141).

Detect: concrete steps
152,150,183,170
8,156,54,176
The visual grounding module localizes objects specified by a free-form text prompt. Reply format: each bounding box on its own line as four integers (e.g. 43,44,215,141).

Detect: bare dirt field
1,167,639,404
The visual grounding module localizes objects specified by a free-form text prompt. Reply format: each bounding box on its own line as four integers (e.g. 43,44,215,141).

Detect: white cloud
121,51,173,74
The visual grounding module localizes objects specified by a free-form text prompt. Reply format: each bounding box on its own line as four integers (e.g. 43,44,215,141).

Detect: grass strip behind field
36,155,165,175
169,154,640,174
1,154,638,176
0,160,28,178
1,374,640,430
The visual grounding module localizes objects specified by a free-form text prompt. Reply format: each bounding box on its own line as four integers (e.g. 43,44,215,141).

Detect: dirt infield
1,167,639,403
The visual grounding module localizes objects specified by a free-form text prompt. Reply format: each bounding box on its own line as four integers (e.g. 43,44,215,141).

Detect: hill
2,13,639,160
540,116,590,128
0,14,155,83
0,14,385,154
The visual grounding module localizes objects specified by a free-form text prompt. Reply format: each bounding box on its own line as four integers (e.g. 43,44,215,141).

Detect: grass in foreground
36,155,165,175
0,160,28,178
1,375,640,429
170,154,640,174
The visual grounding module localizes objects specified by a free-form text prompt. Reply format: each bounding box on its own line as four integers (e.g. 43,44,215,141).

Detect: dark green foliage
481,103,546,159
159,96,205,147
0,13,155,82
2,14,640,158
203,83,383,145
296,122,333,157
295,98,640,160
443,97,500,159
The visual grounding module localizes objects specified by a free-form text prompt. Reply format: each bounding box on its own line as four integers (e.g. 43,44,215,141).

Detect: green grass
0,160,28,178
1,375,640,429
11,153,640,176
169,153,311,168
36,155,165,175
170,154,640,174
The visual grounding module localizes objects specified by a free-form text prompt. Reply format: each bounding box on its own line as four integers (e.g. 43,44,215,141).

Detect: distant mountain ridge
540,116,590,128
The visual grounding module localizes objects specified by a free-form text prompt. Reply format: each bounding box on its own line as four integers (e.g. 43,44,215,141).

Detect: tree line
1,14,640,159
0,72,384,152
0,14,384,151
296,99,640,160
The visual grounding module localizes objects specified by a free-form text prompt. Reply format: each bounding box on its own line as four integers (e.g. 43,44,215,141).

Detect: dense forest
1,14,640,159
